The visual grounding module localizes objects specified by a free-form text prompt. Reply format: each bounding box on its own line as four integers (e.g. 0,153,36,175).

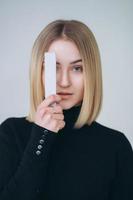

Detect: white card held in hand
44,52,56,98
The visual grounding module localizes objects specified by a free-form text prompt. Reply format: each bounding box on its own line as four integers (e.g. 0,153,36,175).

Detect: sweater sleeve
0,119,57,200
109,133,133,200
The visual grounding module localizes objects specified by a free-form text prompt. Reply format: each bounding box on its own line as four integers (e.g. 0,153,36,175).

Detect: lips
57,92,73,95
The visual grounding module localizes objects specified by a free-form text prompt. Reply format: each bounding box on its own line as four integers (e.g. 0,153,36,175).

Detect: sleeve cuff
24,123,57,161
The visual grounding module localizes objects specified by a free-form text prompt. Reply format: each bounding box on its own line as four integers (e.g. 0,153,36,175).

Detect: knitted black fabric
0,106,133,200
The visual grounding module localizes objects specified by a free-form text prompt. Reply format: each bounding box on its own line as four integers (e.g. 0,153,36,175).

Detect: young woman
0,19,133,200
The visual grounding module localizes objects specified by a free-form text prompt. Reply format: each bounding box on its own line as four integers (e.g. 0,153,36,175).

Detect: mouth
57,92,73,99
57,92,73,95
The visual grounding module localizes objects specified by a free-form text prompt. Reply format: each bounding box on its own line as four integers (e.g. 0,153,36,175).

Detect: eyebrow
56,59,82,65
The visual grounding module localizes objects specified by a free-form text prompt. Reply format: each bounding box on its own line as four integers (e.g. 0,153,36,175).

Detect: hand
35,95,65,133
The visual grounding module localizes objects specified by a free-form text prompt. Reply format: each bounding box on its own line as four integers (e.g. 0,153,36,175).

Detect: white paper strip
44,52,56,98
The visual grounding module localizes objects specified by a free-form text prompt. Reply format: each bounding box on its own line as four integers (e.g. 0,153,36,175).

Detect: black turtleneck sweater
0,106,133,200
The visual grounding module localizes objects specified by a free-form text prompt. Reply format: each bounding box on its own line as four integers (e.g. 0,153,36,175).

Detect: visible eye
72,65,83,72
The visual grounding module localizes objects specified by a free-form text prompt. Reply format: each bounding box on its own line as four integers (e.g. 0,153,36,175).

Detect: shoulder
90,121,133,152
0,117,32,130
0,117,32,143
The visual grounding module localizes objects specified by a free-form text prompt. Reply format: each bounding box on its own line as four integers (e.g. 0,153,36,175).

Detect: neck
63,105,81,129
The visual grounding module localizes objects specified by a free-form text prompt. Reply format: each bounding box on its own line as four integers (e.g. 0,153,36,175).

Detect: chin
59,101,74,110
60,101,80,110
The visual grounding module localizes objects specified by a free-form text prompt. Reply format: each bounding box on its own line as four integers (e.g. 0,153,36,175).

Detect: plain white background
0,0,133,146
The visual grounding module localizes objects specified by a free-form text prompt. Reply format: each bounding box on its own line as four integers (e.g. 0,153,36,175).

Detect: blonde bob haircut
26,19,103,129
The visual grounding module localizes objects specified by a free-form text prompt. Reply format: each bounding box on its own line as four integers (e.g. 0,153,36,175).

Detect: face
45,39,84,110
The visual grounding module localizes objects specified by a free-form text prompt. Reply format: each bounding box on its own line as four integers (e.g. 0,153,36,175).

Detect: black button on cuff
41,135,46,139
36,150,41,156
44,129,48,133
41,129,49,139
39,139,44,144
35,129,49,156
31,124,56,158
37,144,43,150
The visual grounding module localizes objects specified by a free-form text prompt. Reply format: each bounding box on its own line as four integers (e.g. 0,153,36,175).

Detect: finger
38,95,62,110
42,113,52,123
38,103,63,115
52,113,64,120
58,121,66,130
45,105,63,113
52,120,65,133
52,105,63,113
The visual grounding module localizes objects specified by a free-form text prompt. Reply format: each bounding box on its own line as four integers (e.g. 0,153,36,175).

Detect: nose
57,70,71,87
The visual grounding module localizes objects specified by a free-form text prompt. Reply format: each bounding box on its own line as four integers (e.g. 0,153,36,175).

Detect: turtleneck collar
63,105,81,129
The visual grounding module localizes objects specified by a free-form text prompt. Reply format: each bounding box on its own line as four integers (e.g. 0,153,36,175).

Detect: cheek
74,76,84,90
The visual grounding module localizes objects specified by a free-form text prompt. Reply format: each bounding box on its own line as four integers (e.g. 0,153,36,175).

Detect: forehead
48,39,81,62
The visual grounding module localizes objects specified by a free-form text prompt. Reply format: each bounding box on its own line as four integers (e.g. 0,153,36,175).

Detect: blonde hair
26,19,103,128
